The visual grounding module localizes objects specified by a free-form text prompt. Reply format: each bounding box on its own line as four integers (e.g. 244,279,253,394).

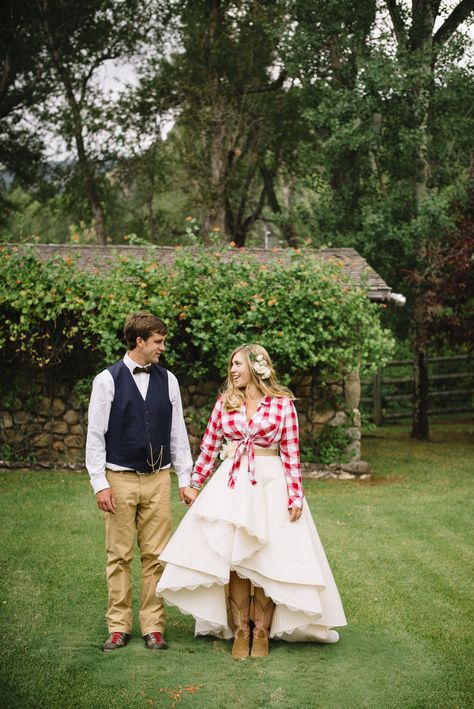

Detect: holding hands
181,486,199,506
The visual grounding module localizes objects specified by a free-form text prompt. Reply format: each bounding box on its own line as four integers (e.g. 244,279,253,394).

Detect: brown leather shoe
103,631,130,652
144,631,168,650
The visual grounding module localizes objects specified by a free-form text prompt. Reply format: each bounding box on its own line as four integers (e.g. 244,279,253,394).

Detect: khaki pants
103,469,172,635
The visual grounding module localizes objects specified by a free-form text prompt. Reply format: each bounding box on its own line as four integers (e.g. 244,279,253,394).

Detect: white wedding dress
157,451,347,642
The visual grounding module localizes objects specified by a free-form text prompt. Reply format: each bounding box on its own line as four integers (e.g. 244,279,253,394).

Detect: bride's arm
190,396,225,489
280,399,304,519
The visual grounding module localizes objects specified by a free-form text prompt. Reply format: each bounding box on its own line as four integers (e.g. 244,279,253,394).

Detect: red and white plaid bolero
192,395,304,509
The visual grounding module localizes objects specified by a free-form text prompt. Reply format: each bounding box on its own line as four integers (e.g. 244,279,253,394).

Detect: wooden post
373,369,382,426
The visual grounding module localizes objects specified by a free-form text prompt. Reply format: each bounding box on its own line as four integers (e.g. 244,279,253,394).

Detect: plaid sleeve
279,399,304,509
191,397,224,486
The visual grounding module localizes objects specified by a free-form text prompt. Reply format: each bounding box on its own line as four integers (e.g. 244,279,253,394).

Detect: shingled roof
17,243,393,301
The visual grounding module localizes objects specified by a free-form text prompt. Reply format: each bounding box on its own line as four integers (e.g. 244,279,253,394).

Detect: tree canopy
1,0,473,438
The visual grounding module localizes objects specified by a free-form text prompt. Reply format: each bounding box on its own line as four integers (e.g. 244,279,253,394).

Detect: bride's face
230,352,251,389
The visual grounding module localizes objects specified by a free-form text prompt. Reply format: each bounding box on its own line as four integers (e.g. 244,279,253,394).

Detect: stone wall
0,370,87,467
0,366,368,478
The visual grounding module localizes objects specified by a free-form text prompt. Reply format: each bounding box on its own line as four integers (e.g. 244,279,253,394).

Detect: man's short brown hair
123,312,168,349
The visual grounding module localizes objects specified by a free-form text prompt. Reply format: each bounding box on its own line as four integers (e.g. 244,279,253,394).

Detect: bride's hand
288,507,302,522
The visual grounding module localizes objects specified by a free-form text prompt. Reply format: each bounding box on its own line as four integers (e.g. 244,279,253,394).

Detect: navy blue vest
105,360,172,471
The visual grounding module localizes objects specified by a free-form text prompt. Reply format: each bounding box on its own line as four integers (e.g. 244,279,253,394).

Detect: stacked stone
1,385,85,468
1,371,370,479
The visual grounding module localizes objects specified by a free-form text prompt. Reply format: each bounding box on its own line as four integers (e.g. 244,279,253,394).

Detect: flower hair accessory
245,346,272,380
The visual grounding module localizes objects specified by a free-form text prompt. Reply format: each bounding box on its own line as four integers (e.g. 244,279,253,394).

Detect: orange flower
185,216,193,222
179,312,186,320
123,235,130,241
229,241,237,247
64,257,73,266
71,234,79,242
267,298,277,306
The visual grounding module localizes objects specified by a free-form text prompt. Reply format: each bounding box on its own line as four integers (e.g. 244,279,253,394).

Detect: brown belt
106,468,159,476
253,448,279,457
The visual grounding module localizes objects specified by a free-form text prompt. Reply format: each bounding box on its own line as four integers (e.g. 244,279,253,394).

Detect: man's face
137,332,167,365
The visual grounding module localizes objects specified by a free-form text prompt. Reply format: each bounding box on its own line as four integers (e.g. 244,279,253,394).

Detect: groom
86,311,192,652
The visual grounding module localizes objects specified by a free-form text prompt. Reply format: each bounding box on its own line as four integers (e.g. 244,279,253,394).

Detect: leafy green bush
300,423,353,466
0,243,394,382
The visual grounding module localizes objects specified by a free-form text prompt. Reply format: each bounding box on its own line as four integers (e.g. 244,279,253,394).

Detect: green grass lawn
0,419,473,709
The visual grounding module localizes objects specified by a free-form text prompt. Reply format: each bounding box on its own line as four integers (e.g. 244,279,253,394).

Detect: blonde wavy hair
221,344,295,412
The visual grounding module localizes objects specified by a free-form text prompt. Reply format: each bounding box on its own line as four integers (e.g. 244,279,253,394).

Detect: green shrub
0,243,395,383
300,423,353,466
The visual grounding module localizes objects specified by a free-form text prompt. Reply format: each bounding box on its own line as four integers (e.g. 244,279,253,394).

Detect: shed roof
16,243,393,301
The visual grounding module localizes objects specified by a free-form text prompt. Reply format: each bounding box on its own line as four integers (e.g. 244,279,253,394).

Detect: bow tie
133,366,152,374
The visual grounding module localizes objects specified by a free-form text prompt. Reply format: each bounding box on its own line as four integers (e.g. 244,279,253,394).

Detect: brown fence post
372,369,383,425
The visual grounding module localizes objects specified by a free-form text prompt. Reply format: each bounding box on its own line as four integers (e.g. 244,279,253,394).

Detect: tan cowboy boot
251,595,275,657
229,596,251,659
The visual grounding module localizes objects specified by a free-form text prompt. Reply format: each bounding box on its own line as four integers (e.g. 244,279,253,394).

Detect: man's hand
96,488,116,513
181,486,199,506
288,507,302,522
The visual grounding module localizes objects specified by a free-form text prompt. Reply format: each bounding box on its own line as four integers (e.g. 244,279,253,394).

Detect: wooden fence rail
361,355,474,425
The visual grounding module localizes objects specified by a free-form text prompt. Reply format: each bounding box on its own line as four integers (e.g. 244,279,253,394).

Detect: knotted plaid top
191,396,304,509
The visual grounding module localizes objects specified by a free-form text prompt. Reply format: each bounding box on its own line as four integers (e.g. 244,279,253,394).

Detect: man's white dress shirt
86,353,192,494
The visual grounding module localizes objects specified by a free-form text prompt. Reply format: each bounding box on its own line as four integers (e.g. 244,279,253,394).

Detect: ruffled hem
157,454,347,642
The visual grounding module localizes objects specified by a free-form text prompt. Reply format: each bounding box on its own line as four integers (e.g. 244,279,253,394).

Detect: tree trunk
260,166,298,246
206,102,227,237
411,295,430,439
201,0,227,239
38,0,107,244
410,0,435,439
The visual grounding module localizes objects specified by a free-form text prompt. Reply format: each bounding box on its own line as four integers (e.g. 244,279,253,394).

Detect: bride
157,343,346,659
